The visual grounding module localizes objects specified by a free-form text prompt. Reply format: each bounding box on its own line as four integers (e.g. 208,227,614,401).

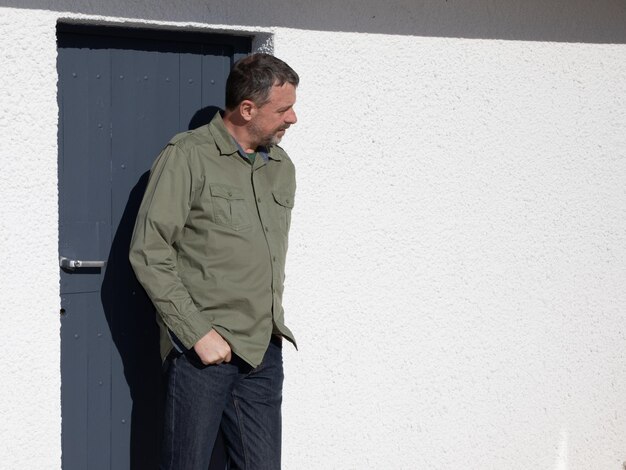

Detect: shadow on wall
2,0,626,43
99,106,226,470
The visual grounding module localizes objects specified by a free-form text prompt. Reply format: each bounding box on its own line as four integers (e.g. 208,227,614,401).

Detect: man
129,53,299,470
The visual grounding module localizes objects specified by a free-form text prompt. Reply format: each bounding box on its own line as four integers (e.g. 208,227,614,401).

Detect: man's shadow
101,106,227,470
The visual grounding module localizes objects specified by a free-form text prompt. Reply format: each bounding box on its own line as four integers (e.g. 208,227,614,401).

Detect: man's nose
285,108,297,125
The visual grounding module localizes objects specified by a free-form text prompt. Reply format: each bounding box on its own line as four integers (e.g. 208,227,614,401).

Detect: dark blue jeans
160,337,284,470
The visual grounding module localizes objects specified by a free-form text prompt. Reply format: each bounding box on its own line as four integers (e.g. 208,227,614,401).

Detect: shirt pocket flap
210,184,245,200
272,191,295,208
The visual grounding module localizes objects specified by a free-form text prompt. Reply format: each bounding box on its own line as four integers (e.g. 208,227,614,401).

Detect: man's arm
129,143,230,364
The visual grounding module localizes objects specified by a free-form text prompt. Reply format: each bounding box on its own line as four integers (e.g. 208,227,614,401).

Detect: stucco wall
1,2,625,469
0,7,61,468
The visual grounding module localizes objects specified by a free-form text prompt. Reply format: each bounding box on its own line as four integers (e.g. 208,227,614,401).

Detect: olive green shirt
129,113,297,367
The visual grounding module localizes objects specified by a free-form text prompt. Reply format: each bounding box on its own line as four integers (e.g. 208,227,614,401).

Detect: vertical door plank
201,45,229,111
60,293,89,470
180,47,204,129
84,44,113,470
59,37,113,470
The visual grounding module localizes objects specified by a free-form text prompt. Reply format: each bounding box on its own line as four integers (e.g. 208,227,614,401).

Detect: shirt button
272,256,277,262
265,226,269,232
257,197,261,203
228,191,233,197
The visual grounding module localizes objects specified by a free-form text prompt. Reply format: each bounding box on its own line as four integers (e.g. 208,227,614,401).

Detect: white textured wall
284,34,626,470
1,2,625,469
0,7,62,469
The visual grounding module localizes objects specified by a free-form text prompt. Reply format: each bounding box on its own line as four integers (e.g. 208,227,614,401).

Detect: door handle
59,256,107,270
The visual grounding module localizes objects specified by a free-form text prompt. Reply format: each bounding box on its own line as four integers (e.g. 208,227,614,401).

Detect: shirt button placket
252,176,276,321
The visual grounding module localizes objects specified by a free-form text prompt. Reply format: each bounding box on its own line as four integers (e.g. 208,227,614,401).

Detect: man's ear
239,100,256,122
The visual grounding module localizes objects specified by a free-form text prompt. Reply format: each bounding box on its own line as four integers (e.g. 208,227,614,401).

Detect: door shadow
101,171,164,470
101,105,226,470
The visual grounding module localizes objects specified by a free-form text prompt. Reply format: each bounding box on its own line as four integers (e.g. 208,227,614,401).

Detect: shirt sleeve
129,143,210,349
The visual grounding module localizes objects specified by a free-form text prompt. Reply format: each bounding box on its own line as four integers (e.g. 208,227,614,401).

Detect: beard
249,122,288,148
269,133,283,146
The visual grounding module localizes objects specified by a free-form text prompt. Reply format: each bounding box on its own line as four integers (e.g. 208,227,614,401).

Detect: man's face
248,83,297,147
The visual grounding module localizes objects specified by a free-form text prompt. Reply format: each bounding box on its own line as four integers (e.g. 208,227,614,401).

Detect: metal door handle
59,256,107,270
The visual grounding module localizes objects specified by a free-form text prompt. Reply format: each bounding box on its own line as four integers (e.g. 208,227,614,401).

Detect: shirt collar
208,112,282,162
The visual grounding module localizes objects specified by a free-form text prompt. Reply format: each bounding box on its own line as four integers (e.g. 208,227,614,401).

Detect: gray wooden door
57,24,250,470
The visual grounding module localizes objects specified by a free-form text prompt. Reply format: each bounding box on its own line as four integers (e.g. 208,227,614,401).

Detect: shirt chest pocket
209,184,251,231
272,191,295,233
